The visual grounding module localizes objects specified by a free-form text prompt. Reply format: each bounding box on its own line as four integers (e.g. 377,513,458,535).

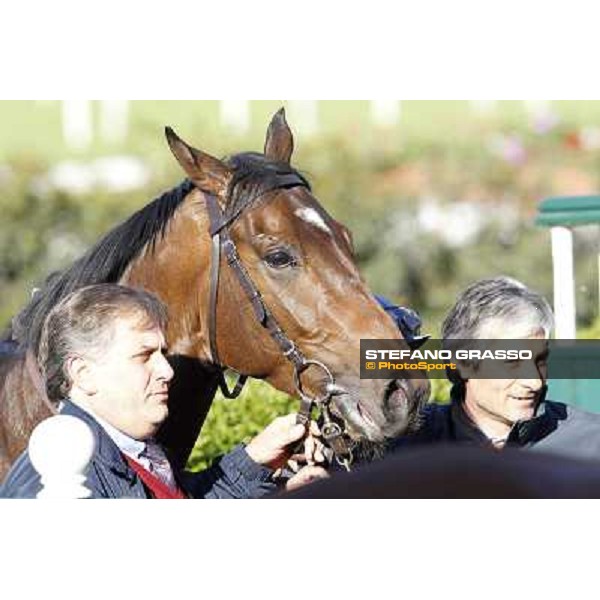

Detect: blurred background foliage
1,100,598,468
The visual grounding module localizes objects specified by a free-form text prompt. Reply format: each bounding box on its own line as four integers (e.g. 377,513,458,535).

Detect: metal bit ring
293,359,336,407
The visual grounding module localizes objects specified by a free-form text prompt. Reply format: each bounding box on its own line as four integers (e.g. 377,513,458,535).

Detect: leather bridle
203,184,354,470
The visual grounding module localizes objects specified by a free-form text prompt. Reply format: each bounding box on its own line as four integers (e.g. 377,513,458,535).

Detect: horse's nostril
386,379,400,397
383,380,409,416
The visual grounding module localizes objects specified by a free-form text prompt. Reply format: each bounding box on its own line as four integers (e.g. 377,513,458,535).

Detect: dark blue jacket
0,400,276,499
395,386,600,462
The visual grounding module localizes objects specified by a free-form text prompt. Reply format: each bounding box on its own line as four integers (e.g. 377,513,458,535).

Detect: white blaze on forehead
294,207,331,235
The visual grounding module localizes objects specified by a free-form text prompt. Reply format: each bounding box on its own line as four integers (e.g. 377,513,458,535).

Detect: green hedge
187,379,298,470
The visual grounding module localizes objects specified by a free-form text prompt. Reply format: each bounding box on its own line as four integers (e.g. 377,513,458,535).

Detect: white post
598,248,600,319
100,100,129,144
371,100,401,127
219,100,250,134
62,100,93,151
470,100,497,114
551,226,576,339
288,101,318,136
524,100,550,115
28,415,96,498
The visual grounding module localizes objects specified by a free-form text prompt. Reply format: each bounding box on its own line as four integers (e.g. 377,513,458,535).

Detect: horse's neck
122,193,213,359
122,195,220,470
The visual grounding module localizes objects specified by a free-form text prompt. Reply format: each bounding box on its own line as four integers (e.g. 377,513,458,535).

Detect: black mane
224,152,310,223
9,179,195,352
7,153,310,354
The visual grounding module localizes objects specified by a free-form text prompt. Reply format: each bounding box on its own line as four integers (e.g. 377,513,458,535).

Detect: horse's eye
264,250,295,269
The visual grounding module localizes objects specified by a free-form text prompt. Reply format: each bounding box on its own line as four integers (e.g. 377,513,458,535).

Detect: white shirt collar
75,403,147,461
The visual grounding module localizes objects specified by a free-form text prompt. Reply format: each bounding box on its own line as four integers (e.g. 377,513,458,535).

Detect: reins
203,186,354,471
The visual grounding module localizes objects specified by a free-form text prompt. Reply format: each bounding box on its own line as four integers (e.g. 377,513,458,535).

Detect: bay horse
0,108,429,480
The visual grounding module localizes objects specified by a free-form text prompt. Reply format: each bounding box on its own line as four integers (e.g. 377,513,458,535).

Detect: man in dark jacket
397,276,600,460
0,284,325,498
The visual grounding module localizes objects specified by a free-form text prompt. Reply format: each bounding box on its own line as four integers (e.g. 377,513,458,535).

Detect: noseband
203,184,353,471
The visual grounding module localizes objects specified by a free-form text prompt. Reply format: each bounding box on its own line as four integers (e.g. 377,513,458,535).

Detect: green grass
186,378,298,471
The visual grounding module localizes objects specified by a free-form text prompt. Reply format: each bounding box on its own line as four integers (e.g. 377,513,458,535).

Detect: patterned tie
139,440,177,489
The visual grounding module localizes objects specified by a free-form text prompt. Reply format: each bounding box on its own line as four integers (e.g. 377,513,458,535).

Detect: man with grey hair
396,276,600,459
0,284,326,498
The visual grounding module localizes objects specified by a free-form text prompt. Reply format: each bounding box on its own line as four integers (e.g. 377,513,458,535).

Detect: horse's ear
165,127,232,197
264,107,294,163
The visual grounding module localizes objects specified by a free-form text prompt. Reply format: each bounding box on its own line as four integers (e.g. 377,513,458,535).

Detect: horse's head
164,109,429,444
